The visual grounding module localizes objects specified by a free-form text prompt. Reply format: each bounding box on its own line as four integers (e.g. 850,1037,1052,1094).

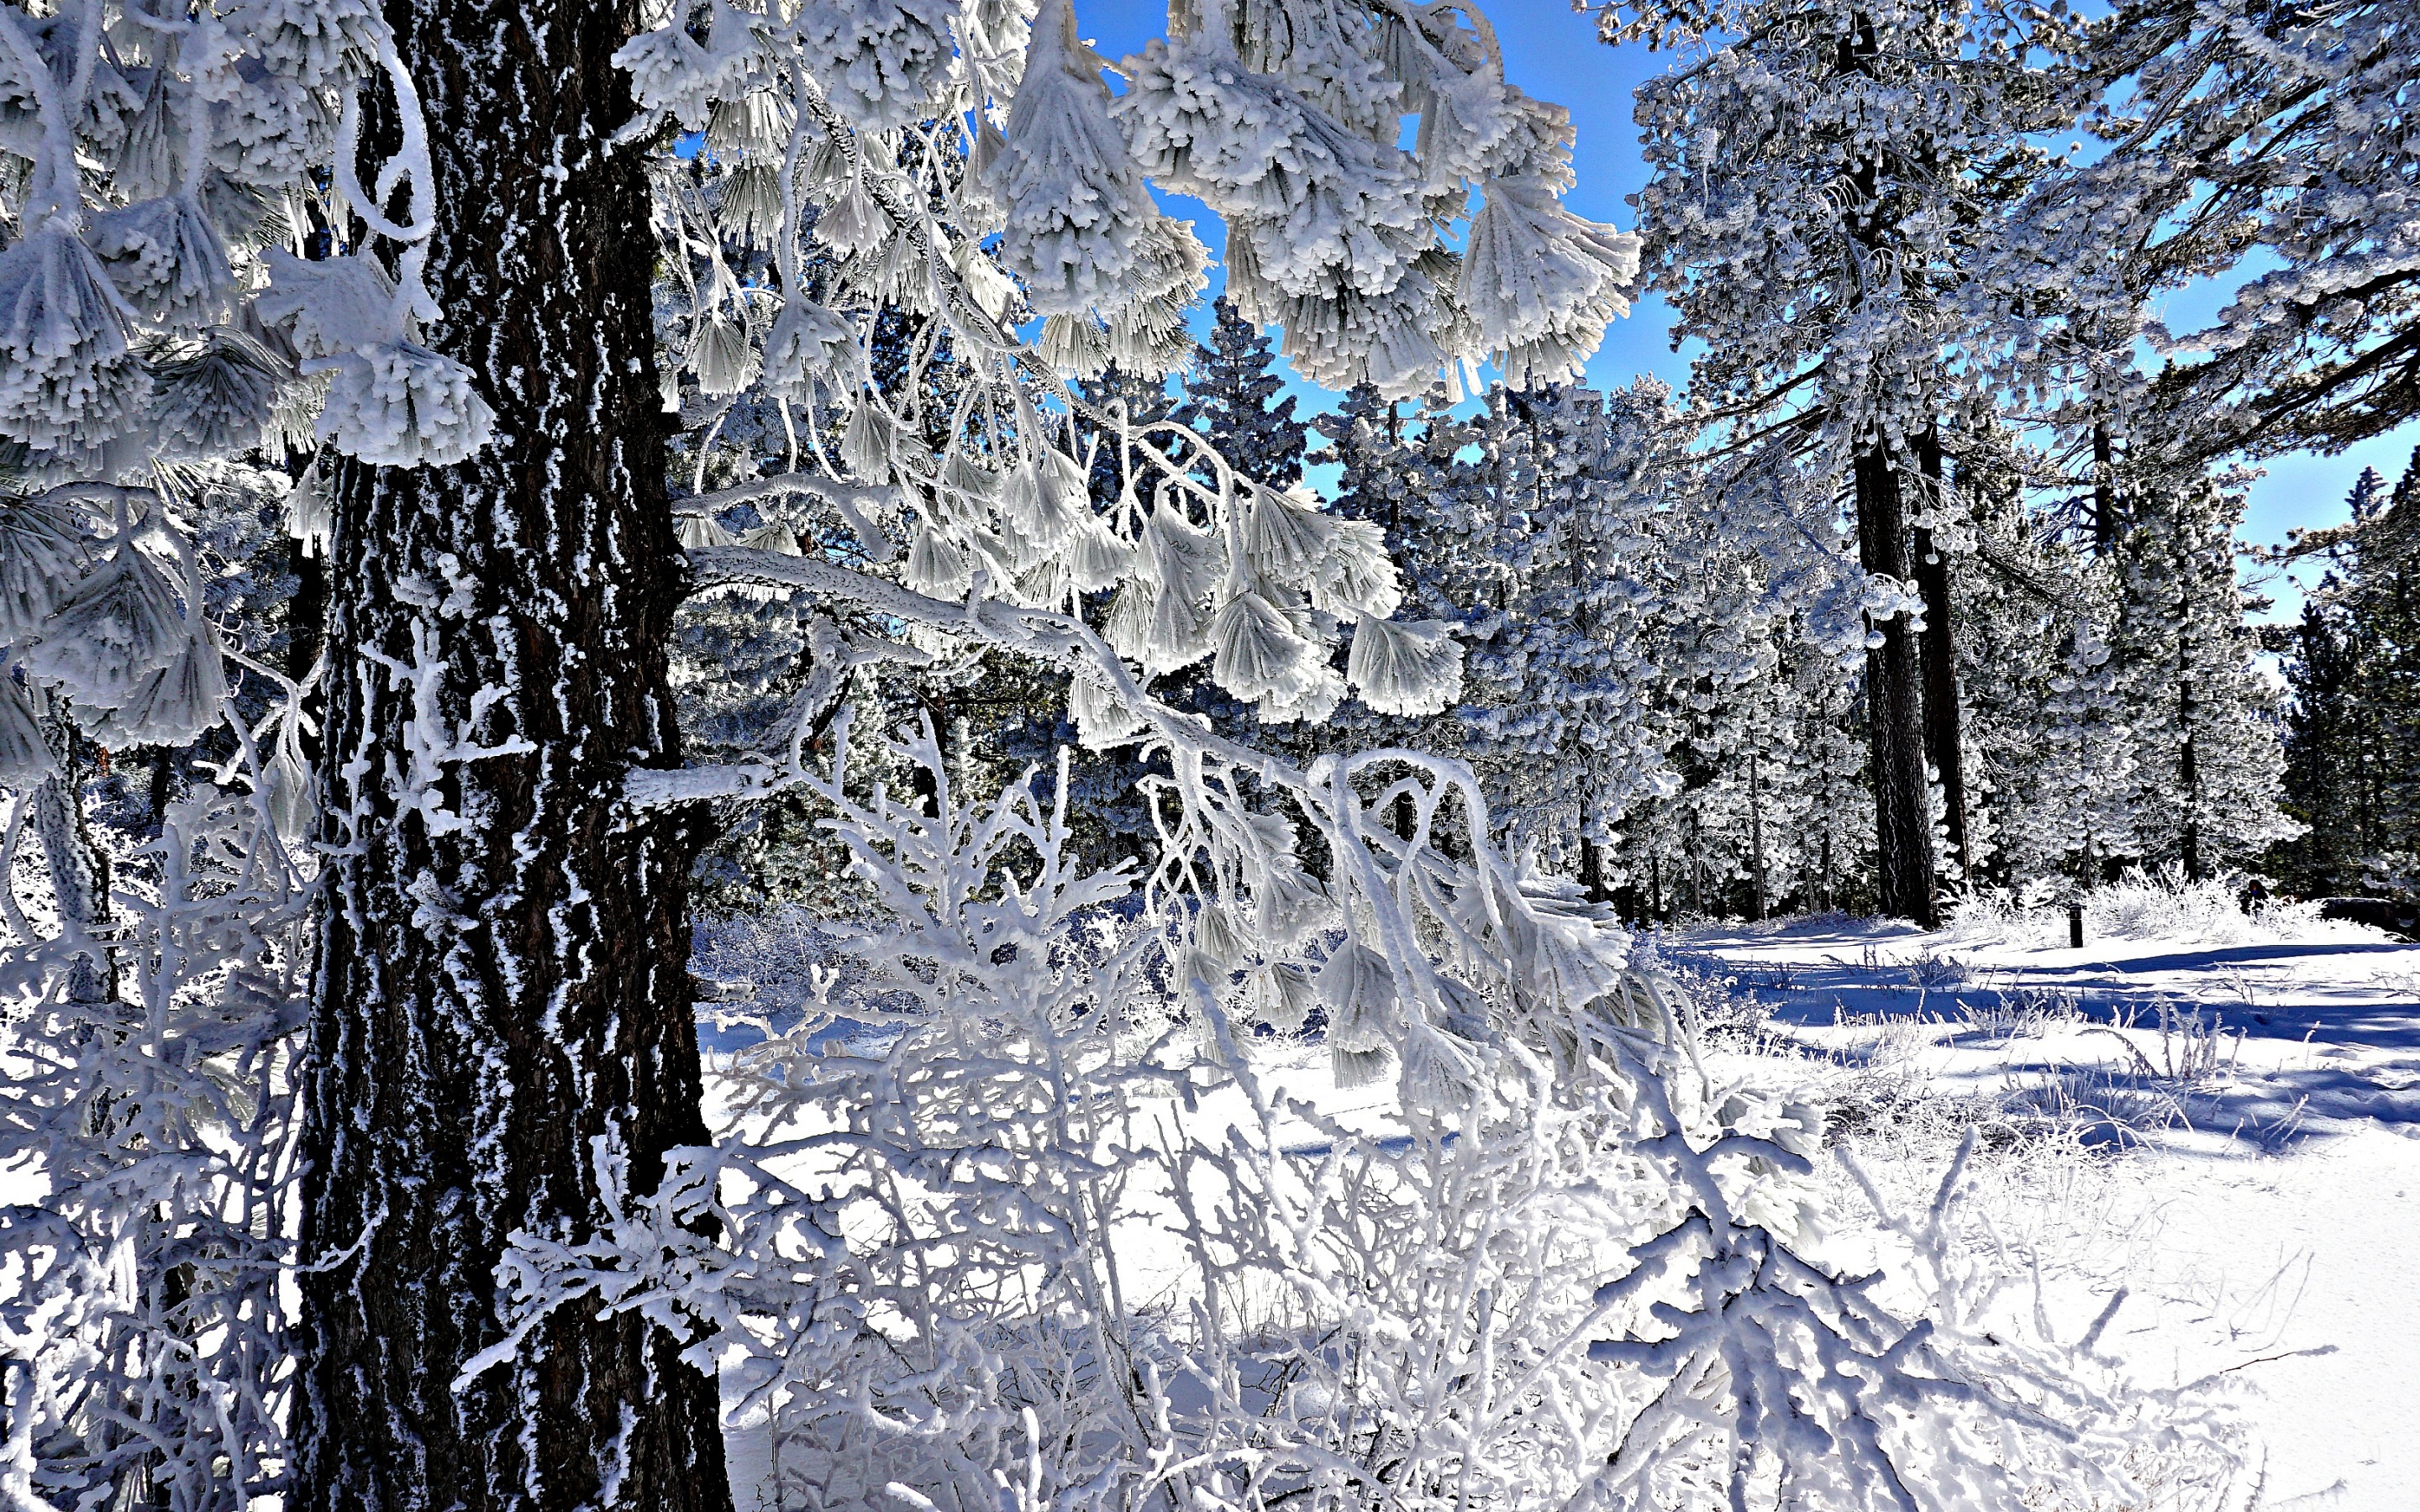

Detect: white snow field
1667,909,2420,1511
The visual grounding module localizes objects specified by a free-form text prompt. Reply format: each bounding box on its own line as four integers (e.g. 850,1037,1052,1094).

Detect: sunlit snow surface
697,906,2420,1508
1676,913,2420,1511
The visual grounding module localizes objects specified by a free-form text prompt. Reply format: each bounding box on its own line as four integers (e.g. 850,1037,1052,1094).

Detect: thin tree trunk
1915,430,1968,882
145,745,175,829
31,714,112,1008
291,0,730,1500
2179,586,2202,881
2091,423,2120,554
1855,443,1939,926
913,694,947,817
1746,748,1767,921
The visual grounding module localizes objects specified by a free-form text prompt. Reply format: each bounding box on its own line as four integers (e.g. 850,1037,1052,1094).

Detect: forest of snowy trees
0,0,2410,1505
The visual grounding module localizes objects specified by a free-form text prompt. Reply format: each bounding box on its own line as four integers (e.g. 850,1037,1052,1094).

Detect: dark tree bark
2178,583,2204,881
290,0,731,1504
1914,430,1968,882
145,744,176,828
1833,13,1934,926
31,717,112,1008
1579,833,1611,905
1855,442,1939,926
1746,749,1769,921
2091,422,2121,555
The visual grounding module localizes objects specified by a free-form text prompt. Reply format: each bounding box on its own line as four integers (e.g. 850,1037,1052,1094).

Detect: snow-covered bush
2088,869,2326,946
0,726,313,1507
477,720,1191,1509
487,728,2244,1510
1945,867,2333,948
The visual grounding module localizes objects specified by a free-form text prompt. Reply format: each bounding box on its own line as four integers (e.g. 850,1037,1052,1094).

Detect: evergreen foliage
1171,295,1307,491
2277,449,2420,894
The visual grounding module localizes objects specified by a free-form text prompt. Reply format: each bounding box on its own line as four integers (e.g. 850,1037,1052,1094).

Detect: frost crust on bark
289,0,729,1503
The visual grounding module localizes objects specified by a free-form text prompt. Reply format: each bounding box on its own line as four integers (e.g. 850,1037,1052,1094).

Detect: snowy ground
1670,911,2420,1511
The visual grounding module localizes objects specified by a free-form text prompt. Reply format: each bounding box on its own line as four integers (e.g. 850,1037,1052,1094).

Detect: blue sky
1077,0,2419,620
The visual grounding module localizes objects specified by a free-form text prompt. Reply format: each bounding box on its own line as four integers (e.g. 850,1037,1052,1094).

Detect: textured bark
2091,423,2120,554
290,0,730,1503
1745,750,1768,921
32,717,112,1007
1855,444,1938,927
1914,431,1967,881
1579,834,1611,905
2179,588,2204,881
1833,13,1934,925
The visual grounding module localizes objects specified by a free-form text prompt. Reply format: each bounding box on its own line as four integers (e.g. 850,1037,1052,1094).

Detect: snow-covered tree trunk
1855,443,1937,923
2178,604,2203,880
1828,8,1935,924
1916,432,1969,879
29,718,112,1008
290,0,729,1504
2091,422,2122,554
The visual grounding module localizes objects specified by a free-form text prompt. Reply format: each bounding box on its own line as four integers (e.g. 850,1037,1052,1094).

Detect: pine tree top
1172,297,1308,492
2347,466,2389,519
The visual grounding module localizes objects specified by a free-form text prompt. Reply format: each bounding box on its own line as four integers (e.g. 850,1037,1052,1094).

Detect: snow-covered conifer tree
2109,464,2297,877
1172,293,1307,491
2012,0,2419,463
0,0,531,1497
0,0,2260,1503
1430,382,1686,882
2276,453,2420,891
1935,438,2139,890
1611,0,2071,922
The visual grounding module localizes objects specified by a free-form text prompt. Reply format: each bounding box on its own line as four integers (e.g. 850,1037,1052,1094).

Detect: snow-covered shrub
1946,867,2336,948
1955,984,2083,1043
487,728,2244,1510
477,721,1190,1509
0,732,313,1507
2090,869,2328,946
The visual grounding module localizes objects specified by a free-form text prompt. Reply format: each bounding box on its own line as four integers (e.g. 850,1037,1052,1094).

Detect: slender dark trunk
912,695,947,817
146,745,176,828
1914,430,1967,882
1855,443,1938,926
291,0,730,1502
1746,749,1767,921
1688,811,1703,916
1580,832,1610,905
2091,423,2119,554
2179,588,2202,881
31,717,113,1008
